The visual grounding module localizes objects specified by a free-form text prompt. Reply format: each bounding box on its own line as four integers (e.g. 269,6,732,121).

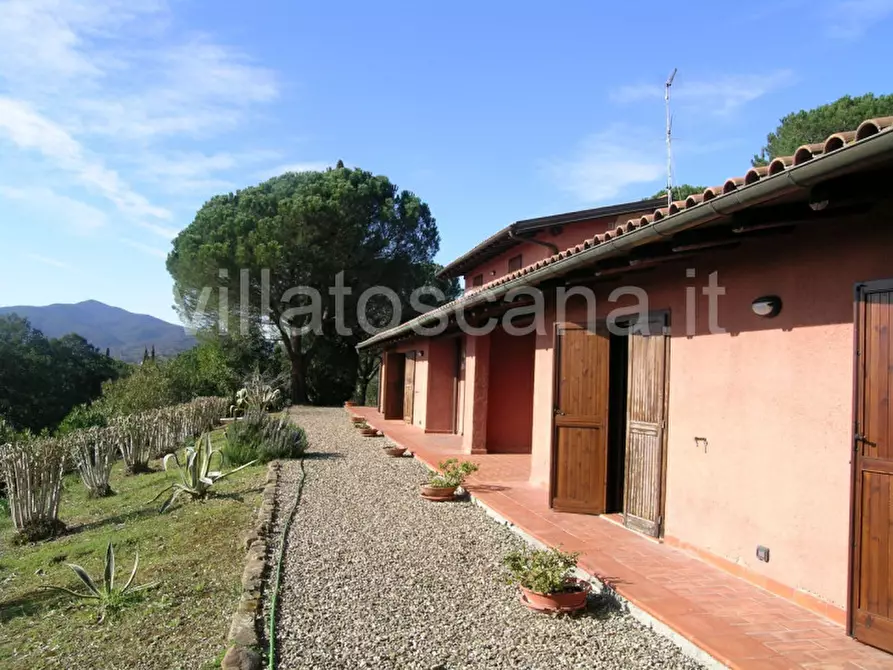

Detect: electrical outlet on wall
756,545,770,563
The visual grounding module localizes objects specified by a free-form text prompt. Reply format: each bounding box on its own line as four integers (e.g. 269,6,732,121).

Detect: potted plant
420,458,479,501
503,547,590,613
383,445,407,457
350,416,366,425
360,426,381,437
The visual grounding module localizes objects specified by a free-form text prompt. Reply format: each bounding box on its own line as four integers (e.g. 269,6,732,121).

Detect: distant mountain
0,300,196,363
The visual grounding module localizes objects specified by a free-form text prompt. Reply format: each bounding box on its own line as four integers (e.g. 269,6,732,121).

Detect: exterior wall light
751,295,782,318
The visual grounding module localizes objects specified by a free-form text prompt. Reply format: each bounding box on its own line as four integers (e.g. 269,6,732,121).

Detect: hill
0,300,196,363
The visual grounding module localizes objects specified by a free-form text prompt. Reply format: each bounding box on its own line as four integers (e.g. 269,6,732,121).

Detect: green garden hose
267,457,307,670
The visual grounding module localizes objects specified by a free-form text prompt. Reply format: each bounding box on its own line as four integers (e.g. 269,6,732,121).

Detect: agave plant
48,542,157,622
151,433,257,512
230,370,284,417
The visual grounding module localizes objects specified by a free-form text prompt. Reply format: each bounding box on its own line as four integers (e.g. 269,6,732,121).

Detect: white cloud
543,127,665,203
25,253,75,271
824,0,893,38
0,0,281,227
119,238,169,259
611,70,796,115
0,96,171,221
137,221,181,239
0,185,108,233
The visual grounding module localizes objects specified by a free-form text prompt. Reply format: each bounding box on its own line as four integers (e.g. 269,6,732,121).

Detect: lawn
0,430,266,670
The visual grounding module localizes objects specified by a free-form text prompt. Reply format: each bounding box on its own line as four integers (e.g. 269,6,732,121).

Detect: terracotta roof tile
467,117,893,296
363,116,893,346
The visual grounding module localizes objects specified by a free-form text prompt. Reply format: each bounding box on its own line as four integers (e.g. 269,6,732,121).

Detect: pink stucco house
358,116,893,655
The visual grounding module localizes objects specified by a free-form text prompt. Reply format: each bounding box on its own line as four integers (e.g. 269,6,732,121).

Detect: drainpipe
358,128,893,350
508,228,559,256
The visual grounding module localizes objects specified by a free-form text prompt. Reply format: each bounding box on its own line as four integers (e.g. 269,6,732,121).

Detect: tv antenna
665,67,677,209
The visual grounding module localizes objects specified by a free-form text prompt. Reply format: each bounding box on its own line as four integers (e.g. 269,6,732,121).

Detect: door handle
855,434,877,448
553,408,565,416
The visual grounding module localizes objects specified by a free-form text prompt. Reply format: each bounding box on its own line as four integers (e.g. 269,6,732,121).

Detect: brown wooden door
623,317,668,537
551,324,610,514
852,281,893,654
403,353,416,424
383,352,405,420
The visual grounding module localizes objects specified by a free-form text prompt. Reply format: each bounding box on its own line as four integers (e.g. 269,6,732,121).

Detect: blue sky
1,0,891,323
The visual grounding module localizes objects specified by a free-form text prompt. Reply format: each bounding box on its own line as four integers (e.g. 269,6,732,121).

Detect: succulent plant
150,432,257,512
48,542,157,622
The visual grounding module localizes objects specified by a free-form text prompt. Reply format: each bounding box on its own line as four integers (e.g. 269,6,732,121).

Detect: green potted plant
420,458,479,501
503,546,590,613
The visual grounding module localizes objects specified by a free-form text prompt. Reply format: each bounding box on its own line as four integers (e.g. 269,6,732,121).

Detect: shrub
503,547,581,595
99,362,175,417
57,403,108,436
0,434,67,542
111,397,228,473
66,426,118,497
222,413,307,465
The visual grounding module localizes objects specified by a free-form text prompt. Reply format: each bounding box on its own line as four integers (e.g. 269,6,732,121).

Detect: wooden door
383,352,405,420
403,353,416,424
623,317,669,537
851,281,893,654
551,324,610,514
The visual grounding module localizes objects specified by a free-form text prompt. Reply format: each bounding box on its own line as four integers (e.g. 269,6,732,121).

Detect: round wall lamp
752,295,782,318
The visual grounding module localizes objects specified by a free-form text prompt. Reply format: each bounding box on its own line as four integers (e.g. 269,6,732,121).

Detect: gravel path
268,407,704,669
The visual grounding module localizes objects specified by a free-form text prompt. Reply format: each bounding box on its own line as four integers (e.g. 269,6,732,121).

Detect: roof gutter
360,130,893,350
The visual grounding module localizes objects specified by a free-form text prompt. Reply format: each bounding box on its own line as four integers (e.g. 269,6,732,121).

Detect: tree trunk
356,378,370,406
289,333,308,404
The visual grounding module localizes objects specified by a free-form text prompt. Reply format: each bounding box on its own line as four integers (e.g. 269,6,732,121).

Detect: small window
508,254,523,272
472,274,483,287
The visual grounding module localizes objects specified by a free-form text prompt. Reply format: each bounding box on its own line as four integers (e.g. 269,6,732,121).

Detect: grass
0,428,265,670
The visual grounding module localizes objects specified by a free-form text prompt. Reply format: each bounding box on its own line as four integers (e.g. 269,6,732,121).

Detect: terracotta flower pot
519,578,591,613
420,484,458,501
350,416,365,424
344,400,355,407
360,428,381,437
384,446,407,457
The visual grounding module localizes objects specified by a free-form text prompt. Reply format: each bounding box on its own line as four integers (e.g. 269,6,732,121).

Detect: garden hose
267,457,307,670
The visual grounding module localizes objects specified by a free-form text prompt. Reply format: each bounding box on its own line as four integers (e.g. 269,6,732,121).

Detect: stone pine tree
167,165,455,405
752,93,893,166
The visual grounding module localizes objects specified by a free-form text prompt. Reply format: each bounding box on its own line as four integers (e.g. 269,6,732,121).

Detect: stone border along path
265,407,706,669
222,461,280,670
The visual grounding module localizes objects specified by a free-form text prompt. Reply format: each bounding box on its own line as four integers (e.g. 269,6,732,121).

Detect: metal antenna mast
665,68,677,209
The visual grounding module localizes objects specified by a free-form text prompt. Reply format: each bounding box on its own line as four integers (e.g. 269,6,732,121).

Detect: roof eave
360,127,893,351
